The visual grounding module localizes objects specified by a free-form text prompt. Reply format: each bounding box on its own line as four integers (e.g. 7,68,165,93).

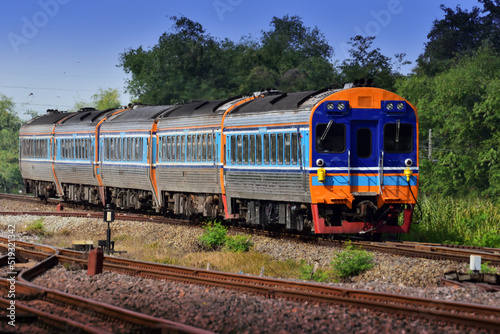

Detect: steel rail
3,238,500,332
0,280,212,334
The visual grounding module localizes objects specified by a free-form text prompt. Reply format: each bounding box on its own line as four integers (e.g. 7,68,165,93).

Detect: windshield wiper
320,120,334,141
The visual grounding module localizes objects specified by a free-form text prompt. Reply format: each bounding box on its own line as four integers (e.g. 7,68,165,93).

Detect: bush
331,242,375,279
298,260,333,282
223,235,253,253
26,218,51,237
198,221,227,250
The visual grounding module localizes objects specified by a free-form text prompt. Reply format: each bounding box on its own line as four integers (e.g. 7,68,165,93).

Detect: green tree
0,94,23,193
119,15,339,104
257,15,338,91
416,1,500,76
397,45,500,199
92,87,122,110
120,15,232,104
340,35,408,90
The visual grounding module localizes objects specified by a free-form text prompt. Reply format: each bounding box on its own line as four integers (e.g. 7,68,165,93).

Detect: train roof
108,105,173,122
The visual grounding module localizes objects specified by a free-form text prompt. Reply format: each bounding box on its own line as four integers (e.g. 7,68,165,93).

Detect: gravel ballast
1,199,499,333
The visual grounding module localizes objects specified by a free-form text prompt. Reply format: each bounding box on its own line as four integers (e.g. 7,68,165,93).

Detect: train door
349,121,379,193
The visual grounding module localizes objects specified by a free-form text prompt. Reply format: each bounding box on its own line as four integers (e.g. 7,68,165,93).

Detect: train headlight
405,158,413,167
316,158,325,167
383,100,407,112
324,101,349,113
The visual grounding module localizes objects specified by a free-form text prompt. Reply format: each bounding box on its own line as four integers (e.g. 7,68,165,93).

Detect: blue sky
1,0,481,119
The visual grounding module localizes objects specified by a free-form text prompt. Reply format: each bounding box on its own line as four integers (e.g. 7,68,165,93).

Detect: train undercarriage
23,179,408,235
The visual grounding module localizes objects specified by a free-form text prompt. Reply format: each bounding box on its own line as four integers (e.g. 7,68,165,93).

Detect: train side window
243,135,248,164
230,136,236,164
256,134,262,165
185,135,191,161
249,135,255,165
167,136,175,161
77,139,80,159
202,134,207,162
74,139,78,159
384,123,413,153
190,135,194,161
120,138,124,161
114,138,119,161
62,139,66,159
263,134,269,164
66,139,70,159
77,139,81,159
108,138,112,161
278,133,284,165
135,138,140,161
75,138,80,160
110,138,114,161
270,134,277,164
174,136,179,162
130,138,133,161
284,133,291,165
195,135,201,161
127,138,131,161
291,133,298,165
316,123,346,153
236,135,242,164
181,135,186,162
207,134,213,161
357,128,372,158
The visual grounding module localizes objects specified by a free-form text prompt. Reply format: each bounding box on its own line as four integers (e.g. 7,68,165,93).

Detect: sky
0,0,482,119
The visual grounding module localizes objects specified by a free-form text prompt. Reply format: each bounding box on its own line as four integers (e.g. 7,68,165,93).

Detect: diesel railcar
19,85,419,235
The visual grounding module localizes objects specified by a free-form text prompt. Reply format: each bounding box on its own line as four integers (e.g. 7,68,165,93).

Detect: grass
402,195,500,247
26,217,52,237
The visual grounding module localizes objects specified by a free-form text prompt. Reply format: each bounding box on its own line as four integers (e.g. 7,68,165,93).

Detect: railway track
2,237,500,332
1,205,499,266
0,239,211,334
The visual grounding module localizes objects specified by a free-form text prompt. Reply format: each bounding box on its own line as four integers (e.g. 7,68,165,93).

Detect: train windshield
316,122,345,153
384,123,413,153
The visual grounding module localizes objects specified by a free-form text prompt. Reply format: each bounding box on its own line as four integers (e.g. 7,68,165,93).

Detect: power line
0,85,95,92
0,71,124,80
15,102,73,108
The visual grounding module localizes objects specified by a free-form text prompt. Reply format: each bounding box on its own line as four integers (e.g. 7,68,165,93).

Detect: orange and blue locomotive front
309,87,418,234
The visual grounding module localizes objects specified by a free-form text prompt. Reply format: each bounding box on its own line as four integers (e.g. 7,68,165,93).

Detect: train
19,83,419,235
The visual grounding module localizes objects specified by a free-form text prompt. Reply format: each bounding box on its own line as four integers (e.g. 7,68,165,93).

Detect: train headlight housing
383,100,407,113
324,101,349,114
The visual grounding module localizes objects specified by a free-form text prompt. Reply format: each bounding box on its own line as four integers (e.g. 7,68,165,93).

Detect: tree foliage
0,94,23,193
416,0,500,76
119,15,345,104
397,45,500,199
92,87,122,110
340,35,409,90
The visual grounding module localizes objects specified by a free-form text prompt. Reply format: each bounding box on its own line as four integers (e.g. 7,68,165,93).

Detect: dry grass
34,229,305,280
